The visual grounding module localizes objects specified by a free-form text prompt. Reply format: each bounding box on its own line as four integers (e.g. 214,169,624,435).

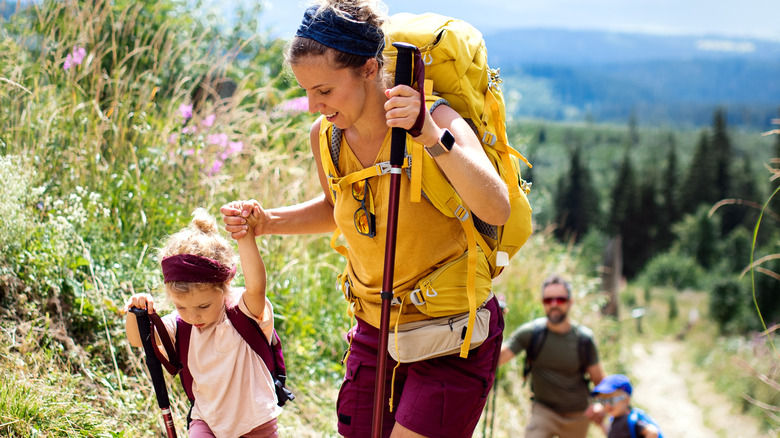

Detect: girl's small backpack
149,306,294,408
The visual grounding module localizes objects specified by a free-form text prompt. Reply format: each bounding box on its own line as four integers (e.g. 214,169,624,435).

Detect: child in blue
591,374,662,438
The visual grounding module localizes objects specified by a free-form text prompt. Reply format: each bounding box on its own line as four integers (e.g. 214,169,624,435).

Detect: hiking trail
630,340,767,438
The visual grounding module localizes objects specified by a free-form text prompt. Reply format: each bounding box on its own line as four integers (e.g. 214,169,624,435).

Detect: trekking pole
130,307,178,438
371,42,416,438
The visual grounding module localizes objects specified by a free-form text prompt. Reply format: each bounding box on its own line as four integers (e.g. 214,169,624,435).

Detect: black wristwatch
425,129,455,157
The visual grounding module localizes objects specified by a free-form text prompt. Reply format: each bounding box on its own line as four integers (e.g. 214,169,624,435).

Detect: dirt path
631,341,767,438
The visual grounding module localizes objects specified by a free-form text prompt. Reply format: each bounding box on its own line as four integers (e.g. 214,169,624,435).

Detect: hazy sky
243,0,780,41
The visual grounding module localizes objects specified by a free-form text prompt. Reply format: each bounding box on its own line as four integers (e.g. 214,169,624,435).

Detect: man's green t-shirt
505,317,599,412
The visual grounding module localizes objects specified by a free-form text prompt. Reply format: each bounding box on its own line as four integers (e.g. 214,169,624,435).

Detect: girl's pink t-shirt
162,293,282,438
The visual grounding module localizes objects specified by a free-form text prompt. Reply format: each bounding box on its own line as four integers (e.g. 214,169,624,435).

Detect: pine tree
711,108,739,235
553,146,600,243
731,155,762,231
712,108,733,201
680,131,718,215
624,174,659,278
657,133,679,251
608,151,637,236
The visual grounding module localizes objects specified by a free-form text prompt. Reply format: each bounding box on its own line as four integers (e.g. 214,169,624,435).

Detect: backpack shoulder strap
523,318,548,380
225,306,277,375
628,407,641,438
574,324,595,375
225,306,295,406
176,316,195,401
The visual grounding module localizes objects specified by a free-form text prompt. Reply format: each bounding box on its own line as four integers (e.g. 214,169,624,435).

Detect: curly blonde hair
159,208,237,295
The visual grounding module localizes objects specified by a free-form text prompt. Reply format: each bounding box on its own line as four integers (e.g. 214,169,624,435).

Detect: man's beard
546,308,567,324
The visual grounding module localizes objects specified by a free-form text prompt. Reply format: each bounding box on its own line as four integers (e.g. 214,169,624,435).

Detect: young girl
125,205,281,438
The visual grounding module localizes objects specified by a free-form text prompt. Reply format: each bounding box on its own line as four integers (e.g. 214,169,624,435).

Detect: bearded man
498,275,606,438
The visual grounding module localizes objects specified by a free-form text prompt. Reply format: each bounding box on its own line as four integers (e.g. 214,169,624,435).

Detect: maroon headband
161,254,235,283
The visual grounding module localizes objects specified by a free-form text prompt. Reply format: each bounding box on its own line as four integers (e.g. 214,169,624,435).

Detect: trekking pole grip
390,42,416,166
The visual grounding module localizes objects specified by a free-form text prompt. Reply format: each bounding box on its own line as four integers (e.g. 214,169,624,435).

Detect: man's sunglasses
542,296,570,305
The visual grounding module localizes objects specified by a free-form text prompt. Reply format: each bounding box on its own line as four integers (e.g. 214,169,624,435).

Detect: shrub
709,278,745,334
639,252,703,290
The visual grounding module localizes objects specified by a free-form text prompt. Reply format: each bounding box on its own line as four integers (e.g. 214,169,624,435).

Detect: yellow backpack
320,13,533,358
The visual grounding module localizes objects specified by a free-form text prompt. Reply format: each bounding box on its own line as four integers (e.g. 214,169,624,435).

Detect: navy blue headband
295,5,385,57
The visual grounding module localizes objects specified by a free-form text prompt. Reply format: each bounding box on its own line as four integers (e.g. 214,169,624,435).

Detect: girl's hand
221,200,266,240
123,293,156,314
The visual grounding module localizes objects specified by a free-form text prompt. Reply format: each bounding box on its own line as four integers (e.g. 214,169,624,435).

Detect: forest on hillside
509,110,780,334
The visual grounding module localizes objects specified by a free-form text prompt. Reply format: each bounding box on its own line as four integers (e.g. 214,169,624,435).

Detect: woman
223,1,509,437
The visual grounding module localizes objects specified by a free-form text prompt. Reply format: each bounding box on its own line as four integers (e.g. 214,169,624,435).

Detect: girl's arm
384,86,511,226
234,202,268,319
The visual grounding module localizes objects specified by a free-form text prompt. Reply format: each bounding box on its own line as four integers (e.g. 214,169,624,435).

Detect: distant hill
484,29,780,128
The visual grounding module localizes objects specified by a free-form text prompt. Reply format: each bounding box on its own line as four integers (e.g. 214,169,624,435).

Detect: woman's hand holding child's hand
221,200,265,240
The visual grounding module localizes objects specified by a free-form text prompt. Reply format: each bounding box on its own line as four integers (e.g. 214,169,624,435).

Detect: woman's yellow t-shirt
332,129,469,328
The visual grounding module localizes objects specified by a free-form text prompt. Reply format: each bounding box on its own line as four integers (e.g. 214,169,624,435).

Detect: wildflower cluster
169,103,244,176
0,157,44,251
63,46,86,70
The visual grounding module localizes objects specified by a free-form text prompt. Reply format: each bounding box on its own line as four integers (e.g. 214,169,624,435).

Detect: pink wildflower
207,133,229,148
183,149,195,156
228,141,243,154
220,141,244,160
208,159,224,176
167,133,179,144
63,46,87,70
182,125,197,135
280,96,309,113
202,114,216,128
179,103,193,120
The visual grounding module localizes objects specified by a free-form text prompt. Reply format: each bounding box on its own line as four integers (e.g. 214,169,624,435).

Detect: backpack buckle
337,276,354,301
520,179,532,194
482,131,497,146
409,289,426,306
375,161,392,175
454,205,470,222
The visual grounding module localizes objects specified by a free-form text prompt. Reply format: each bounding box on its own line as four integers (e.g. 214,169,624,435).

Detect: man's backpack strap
572,324,596,388
523,319,548,381
224,307,295,406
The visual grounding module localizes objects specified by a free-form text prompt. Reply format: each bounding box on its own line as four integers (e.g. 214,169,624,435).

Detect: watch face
441,129,455,150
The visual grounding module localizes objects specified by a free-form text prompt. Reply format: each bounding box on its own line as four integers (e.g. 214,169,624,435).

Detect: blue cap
591,374,632,396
